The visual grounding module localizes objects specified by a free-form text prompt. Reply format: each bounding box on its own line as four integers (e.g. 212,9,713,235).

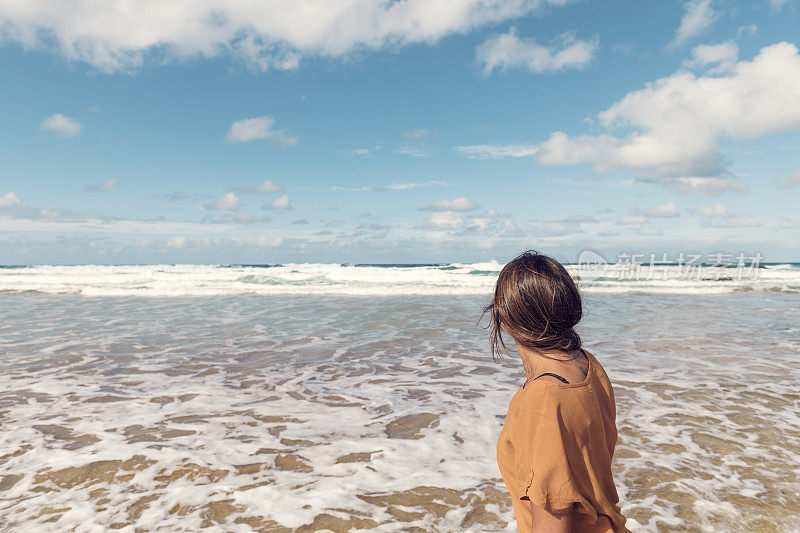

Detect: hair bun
561,329,582,351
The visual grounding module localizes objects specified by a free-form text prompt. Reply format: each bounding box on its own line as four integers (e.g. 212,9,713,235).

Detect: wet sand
1,293,798,531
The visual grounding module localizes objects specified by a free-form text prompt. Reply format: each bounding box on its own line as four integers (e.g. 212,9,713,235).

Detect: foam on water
0,262,799,296
0,293,799,532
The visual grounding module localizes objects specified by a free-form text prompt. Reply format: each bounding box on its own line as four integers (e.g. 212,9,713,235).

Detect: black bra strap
532,372,570,384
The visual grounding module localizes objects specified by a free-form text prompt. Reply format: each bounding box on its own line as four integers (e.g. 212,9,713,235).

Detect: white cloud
692,203,730,217
709,216,761,228
167,236,189,248
736,24,758,39
206,192,240,211
0,212,232,234
339,145,384,158
238,180,284,193
537,43,800,180
396,146,434,158
537,221,582,236
357,222,391,232
689,203,762,227
424,211,463,229
381,181,450,191
262,193,291,210
562,214,598,223
40,113,81,137
615,202,678,229
637,225,664,236
616,215,648,225
640,201,679,218
528,214,596,237
770,0,793,10
465,215,496,233
454,143,538,159
87,178,118,192
670,0,716,48
477,28,597,75
332,180,451,192
0,1,573,72
420,197,477,212
166,235,283,249
455,210,520,237
203,212,272,224
776,171,800,189
684,41,738,74
615,203,678,229
225,116,297,146
0,191,21,207
660,176,748,196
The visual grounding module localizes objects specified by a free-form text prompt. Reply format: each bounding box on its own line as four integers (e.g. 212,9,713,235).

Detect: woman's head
484,251,582,361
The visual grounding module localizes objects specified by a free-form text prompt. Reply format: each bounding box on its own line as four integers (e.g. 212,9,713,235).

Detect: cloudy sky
1,0,799,264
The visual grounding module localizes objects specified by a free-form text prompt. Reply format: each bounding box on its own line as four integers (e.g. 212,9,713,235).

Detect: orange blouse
496,350,628,532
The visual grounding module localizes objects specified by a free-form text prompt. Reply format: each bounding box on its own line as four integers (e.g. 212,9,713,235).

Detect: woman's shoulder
513,378,573,415
583,349,615,386
517,351,612,405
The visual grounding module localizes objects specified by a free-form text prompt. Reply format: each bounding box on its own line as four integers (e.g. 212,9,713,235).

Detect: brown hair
483,251,582,361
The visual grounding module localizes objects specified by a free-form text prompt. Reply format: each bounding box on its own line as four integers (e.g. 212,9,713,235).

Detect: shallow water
0,293,798,532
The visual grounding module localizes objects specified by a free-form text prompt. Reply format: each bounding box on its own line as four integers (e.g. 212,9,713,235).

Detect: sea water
0,264,798,532
0,261,798,297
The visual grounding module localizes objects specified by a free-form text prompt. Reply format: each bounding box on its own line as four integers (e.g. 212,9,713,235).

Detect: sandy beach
1,265,799,531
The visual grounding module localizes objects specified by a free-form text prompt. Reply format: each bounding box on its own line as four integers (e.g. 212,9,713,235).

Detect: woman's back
485,251,628,532
496,349,627,532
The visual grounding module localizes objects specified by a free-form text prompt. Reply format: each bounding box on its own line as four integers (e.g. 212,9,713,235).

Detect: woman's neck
519,345,581,383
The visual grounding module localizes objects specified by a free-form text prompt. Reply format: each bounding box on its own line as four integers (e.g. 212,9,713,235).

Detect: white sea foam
0,262,798,297
0,293,798,531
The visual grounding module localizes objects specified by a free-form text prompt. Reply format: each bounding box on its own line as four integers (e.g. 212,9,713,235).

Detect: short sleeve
515,393,596,519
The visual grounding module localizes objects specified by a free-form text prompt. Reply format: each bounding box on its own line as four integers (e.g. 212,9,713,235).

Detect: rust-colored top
496,350,628,533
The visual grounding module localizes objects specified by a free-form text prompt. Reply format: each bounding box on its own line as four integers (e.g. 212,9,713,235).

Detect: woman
486,251,628,533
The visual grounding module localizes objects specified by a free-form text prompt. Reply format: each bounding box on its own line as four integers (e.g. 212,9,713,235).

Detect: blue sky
1,0,799,264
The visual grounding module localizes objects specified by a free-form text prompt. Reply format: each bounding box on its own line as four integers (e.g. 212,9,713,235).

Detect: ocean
1,261,798,297
1,263,798,531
